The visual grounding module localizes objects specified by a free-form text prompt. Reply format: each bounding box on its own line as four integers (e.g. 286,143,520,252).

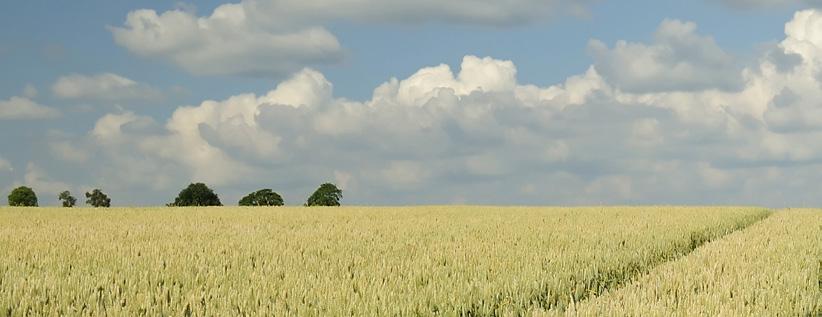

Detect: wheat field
557,209,822,316
0,206,788,316
2,206,817,315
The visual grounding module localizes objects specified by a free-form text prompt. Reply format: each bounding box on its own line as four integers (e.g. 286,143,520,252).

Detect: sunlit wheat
0,206,769,315
554,209,821,316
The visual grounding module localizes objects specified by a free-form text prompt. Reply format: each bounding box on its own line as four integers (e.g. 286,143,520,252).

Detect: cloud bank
588,19,742,93
8,9,822,207
110,0,598,77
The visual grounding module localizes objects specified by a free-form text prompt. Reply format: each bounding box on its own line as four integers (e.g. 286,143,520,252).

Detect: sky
2,0,822,207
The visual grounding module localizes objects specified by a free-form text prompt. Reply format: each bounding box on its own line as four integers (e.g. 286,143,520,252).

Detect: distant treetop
8,186,38,207
239,189,284,206
171,183,222,207
305,183,342,207
59,191,77,208
85,189,111,208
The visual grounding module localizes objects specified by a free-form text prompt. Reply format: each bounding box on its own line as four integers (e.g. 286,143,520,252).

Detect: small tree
305,183,342,206
170,183,222,207
85,189,111,207
58,191,77,208
8,186,38,207
239,189,284,206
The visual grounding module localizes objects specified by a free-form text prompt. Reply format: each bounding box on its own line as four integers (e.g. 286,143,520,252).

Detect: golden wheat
0,206,768,316
556,209,821,316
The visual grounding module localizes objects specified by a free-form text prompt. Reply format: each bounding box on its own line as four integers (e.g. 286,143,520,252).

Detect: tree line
6,183,343,208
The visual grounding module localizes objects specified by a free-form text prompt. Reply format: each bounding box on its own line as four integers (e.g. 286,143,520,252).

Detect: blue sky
0,1,798,99
2,0,822,206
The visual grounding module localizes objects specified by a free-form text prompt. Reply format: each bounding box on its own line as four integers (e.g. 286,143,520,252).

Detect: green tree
85,189,111,207
8,186,37,207
239,189,284,206
58,191,77,208
305,183,342,206
170,183,222,207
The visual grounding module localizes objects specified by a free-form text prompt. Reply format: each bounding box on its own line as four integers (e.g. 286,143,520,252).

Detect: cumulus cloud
755,10,822,132
70,55,616,203
0,96,60,120
52,73,163,102
588,19,742,93
91,112,159,144
75,53,737,204
110,6,343,77
91,111,254,187
29,9,822,206
111,0,597,77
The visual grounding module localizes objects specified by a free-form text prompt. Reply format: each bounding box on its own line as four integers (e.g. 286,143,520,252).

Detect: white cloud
68,54,653,204
755,10,822,132
52,73,162,101
588,19,742,93
782,9,822,62
110,7,343,77
0,96,60,120
81,55,594,202
142,117,256,186
33,9,822,206
92,112,158,144
111,1,597,77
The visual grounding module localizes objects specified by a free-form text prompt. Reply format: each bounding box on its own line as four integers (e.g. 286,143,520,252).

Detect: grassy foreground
0,206,769,315
556,209,822,316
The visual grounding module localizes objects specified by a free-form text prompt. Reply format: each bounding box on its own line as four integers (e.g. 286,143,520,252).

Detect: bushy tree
8,186,37,207
170,183,222,207
58,191,77,208
85,189,111,207
239,189,284,206
305,183,342,206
